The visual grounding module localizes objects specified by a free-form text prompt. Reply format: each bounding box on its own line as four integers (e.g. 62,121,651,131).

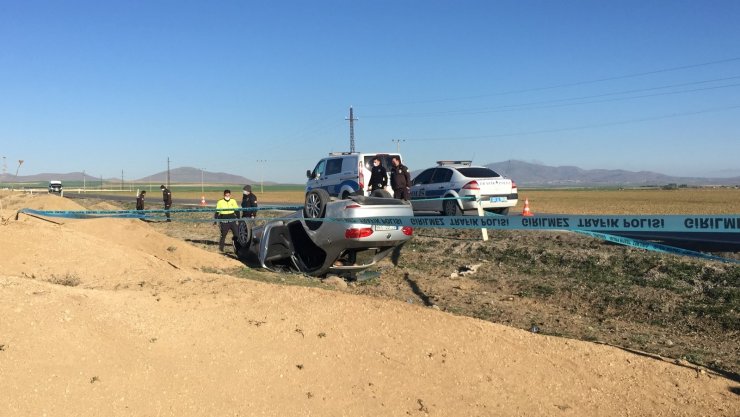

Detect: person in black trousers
241,185,258,218
136,190,146,210
368,156,388,193
390,156,411,200
160,185,172,222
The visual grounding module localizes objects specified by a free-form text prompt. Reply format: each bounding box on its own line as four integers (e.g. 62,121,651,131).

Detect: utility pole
14,160,24,189
257,160,267,193
392,139,405,153
346,106,358,153
167,157,171,188
121,170,124,190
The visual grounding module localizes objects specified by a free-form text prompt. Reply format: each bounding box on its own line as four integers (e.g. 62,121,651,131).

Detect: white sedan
409,161,518,215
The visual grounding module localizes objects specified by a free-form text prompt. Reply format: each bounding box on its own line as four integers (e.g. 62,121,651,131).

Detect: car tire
370,189,392,198
232,221,252,257
442,199,458,216
304,189,330,231
340,190,350,200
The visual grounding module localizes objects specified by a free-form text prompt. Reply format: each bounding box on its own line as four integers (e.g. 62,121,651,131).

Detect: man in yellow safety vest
215,189,240,252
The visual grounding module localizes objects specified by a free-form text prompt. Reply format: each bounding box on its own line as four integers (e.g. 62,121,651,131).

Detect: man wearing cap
215,189,240,252
241,185,258,219
160,185,172,222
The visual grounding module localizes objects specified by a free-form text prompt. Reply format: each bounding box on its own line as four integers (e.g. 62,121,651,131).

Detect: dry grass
254,188,740,214
518,188,740,215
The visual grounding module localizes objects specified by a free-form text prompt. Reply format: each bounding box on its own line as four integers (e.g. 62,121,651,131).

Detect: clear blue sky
2,0,739,183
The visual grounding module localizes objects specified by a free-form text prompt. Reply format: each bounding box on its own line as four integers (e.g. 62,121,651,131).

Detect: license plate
374,225,398,231
489,197,508,203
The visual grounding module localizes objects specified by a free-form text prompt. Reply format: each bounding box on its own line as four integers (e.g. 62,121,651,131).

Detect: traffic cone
521,198,534,216
200,195,206,207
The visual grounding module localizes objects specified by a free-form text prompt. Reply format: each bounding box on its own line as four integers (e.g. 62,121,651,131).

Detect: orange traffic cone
521,198,534,217
200,195,206,207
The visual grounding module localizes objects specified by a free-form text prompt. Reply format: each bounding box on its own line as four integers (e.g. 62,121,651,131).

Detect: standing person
215,189,239,252
241,185,258,218
136,190,146,211
160,184,172,222
390,156,411,200
368,156,388,193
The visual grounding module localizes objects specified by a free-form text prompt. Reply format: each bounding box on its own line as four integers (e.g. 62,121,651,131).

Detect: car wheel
304,189,330,231
340,190,350,200
442,199,458,216
370,189,392,198
232,221,252,257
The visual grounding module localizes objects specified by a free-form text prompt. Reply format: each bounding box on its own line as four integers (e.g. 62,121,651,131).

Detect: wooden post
476,189,488,241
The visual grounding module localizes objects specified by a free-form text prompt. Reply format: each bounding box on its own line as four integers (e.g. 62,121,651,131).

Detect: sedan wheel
442,199,458,216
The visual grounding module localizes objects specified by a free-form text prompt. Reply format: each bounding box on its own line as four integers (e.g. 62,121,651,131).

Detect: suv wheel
232,221,252,257
442,199,458,216
304,189,330,230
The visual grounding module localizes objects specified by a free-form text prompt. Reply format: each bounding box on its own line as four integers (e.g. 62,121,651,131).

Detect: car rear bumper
460,192,518,210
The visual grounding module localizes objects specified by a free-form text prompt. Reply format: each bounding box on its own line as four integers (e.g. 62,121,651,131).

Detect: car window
412,169,435,185
456,167,500,178
430,168,453,183
325,158,343,176
313,160,326,178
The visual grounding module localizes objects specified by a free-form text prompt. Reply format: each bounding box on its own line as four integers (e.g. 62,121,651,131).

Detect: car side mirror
306,170,313,179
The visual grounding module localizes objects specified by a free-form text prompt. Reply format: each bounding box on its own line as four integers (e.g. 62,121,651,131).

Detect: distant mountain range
485,160,740,186
3,162,738,187
0,167,273,186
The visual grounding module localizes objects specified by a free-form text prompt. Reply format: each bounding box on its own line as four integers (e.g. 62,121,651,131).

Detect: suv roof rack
436,160,472,166
328,152,358,156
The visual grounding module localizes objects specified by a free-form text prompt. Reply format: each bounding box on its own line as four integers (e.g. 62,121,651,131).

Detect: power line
360,56,740,106
364,76,740,119
402,104,740,142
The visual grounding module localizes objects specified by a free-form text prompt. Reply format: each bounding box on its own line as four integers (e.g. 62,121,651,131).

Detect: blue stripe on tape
573,230,740,264
19,209,740,233
346,215,740,233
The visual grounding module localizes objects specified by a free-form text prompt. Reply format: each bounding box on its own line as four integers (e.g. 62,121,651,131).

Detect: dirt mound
0,193,737,416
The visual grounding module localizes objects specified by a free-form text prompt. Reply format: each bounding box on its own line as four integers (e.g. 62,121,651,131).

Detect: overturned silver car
232,189,413,277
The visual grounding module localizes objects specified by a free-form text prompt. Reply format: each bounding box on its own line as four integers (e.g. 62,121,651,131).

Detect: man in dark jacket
368,156,388,193
390,156,411,200
136,190,146,211
160,185,172,222
241,184,258,218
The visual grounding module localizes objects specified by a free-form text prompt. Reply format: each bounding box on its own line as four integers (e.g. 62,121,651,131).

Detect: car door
409,168,435,210
427,168,454,212
307,159,327,192
323,158,344,196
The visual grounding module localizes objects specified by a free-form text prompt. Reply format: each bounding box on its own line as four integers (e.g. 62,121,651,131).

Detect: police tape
345,214,740,233
19,208,740,233
573,230,739,264
18,206,303,218
17,208,740,263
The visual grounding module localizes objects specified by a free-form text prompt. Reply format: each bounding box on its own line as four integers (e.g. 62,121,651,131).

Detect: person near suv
215,189,240,252
369,156,388,192
390,156,411,200
240,184,258,218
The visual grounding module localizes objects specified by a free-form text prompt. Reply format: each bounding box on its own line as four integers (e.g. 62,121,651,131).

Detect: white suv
409,161,518,215
306,152,401,198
